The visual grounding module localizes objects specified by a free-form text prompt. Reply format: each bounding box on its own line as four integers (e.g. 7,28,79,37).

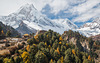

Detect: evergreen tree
35,51,48,63
6,30,11,37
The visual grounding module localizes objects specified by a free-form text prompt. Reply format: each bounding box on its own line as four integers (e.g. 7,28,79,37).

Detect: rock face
16,21,37,35
62,31,90,52
0,4,78,35
78,17,100,37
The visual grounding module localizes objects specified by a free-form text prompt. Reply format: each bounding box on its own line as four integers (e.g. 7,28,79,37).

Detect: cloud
70,0,100,15
41,0,100,23
30,0,52,11
49,0,68,15
70,0,100,22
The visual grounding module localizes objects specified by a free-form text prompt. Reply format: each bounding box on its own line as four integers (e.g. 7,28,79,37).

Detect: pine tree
6,30,11,37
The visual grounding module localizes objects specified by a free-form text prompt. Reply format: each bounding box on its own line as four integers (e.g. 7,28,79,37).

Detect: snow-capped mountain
77,17,100,37
0,4,78,35
52,19,78,30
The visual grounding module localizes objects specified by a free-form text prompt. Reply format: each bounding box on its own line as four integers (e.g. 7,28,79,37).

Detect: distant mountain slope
0,22,21,37
77,17,100,37
52,19,78,30
91,34,100,42
16,21,37,35
0,4,78,35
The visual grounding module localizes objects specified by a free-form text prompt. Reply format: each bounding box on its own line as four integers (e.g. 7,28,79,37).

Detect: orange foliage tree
50,59,53,63
26,45,30,51
57,48,60,54
1,30,4,34
59,36,63,41
72,49,75,55
88,55,91,61
60,56,64,63
21,52,30,63
59,42,62,45
34,34,39,42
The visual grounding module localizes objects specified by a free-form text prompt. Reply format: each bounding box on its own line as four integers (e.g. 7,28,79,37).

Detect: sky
0,0,100,27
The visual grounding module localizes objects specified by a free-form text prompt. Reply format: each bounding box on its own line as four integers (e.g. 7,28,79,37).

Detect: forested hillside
0,22,21,38
0,29,98,63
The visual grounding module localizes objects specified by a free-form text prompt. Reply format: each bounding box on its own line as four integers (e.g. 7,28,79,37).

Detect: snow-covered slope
52,19,78,30
0,4,78,35
77,18,100,37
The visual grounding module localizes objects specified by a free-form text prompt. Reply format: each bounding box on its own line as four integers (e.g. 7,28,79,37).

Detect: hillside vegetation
0,29,98,63
0,22,21,38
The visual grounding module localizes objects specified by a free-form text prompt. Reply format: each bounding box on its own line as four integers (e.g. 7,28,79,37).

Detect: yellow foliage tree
34,34,38,39
45,42,47,46
34,34,39,42
72,49,75,55
3,58,13,63
1,30,4,34
47,35,48,38
88,55,91,61
59,42,62,45
66,43,68,47
33,44,37,47
59,36,63,41
48,45,51,48
21,52,30,63
60,56,64,63
57,48,60,54
50,59,53,63
26,45,30,51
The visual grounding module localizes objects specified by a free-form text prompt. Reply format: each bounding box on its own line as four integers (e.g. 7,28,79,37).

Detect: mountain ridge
0,4,78,35
78,17,100,37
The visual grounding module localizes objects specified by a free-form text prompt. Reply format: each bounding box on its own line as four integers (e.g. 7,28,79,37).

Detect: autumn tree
3,58,13,63
26,45,30,51
59,36,63,41
21,52,30,63
34,34,39,42
88,55,91,61
72,49,75,55
50,59,53,63
57,48,60,54
1,30,4,35
60,56,64,63
54,49,60,61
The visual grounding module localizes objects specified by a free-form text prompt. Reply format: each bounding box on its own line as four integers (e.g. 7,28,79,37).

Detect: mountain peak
17,3,37,14
0,4,78,35
93,17,100,24
23,3,36,9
